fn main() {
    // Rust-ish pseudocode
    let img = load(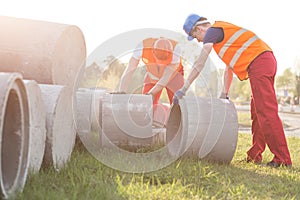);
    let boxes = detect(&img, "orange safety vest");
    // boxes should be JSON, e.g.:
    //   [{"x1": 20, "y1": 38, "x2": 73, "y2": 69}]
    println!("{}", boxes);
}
[
  {"x1": 212, "y1": 21, "x2": 272, "y2": 80},
  {"x1": 142, "y1": 38, "x2": 184, "y2": 83}
]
